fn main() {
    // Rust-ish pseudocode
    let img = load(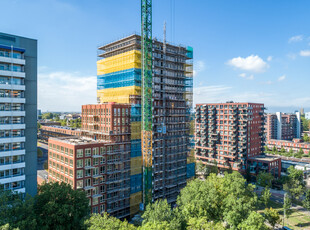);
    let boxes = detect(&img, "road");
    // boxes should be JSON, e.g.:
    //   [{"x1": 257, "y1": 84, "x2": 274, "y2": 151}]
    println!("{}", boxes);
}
[{"x1": 37, "y1": 141, "x2": 48, "y2": 170}]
